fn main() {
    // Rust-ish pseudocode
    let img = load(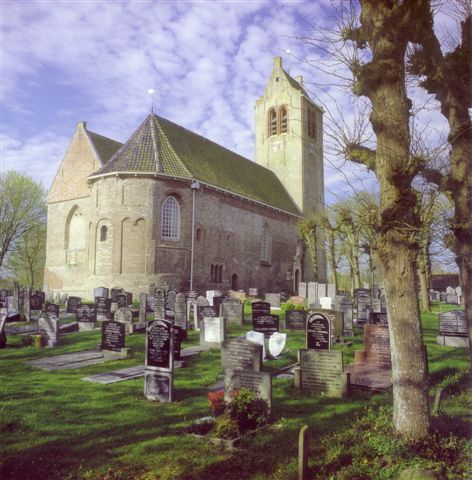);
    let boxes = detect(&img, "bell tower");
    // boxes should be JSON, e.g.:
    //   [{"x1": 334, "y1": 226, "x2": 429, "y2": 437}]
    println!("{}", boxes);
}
[{"x1": 255, "y1": 56, "x2": 326, "y2": 281}]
